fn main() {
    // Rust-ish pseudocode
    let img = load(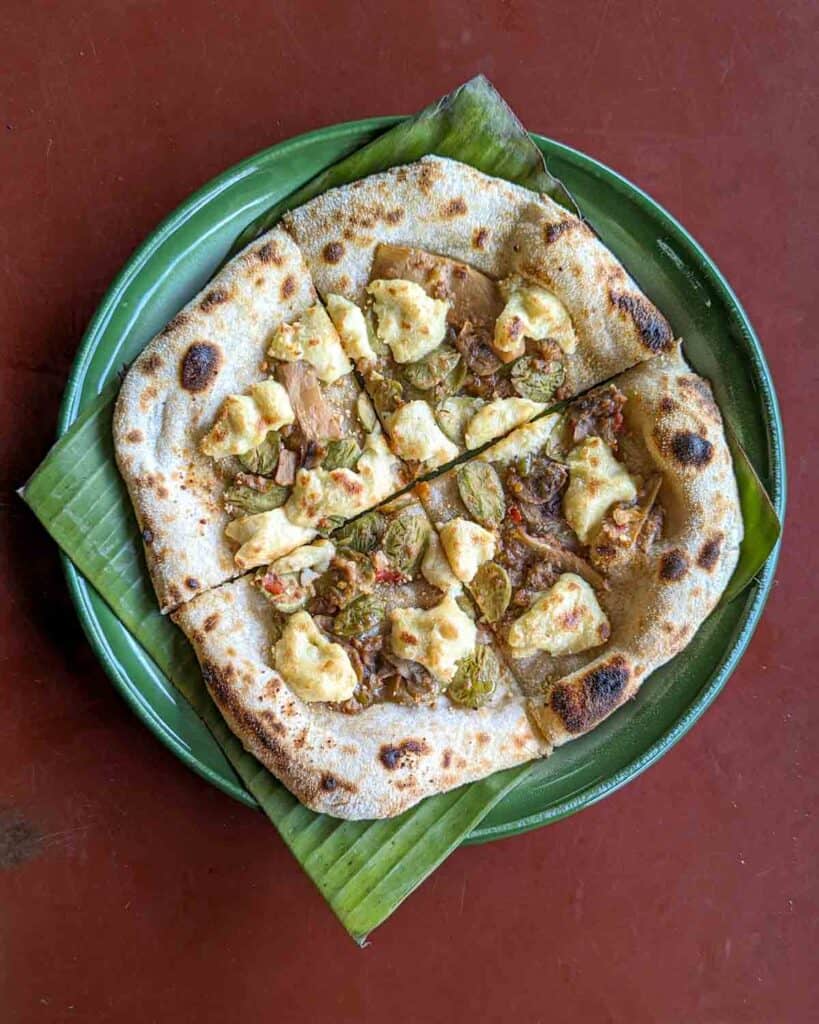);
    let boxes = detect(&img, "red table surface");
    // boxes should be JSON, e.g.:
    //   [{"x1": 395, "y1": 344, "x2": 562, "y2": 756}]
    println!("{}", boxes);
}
[{"x1": 2, "y1": 2, "x2": 815, "y2": 1021}]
